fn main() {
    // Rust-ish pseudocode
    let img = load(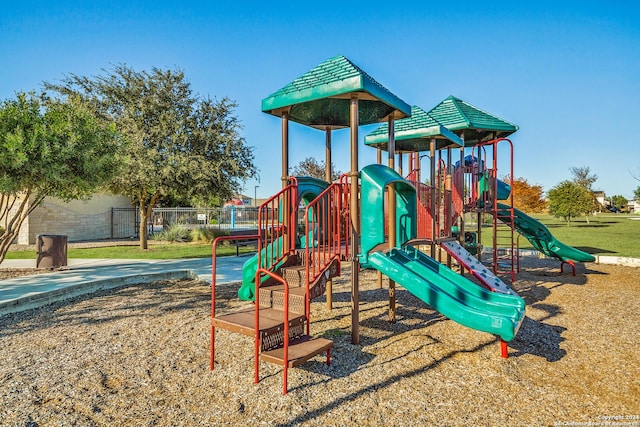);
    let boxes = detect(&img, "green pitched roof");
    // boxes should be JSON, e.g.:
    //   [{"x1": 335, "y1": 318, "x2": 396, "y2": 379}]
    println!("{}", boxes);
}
[
  {"x1": 364, "y1": 105, "x2": 463, "y2": 152},
  {"x1": 262, "y1": 55, "x2": 411, "y2": 129},
  {"x1": 427, "y1": 96, "x2": 518, "y2": 146}
]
